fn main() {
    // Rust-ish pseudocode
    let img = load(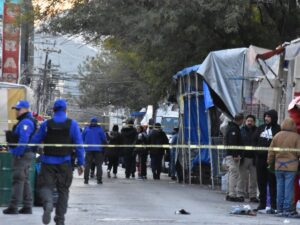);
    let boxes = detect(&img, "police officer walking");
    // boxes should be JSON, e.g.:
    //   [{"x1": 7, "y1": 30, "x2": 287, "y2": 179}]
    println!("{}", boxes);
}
[
  {"x1": 31, "y1": 99, "x2": 84, "y2": 225},
  {"x1": 82, "y1": 117, "x2": 107, "y2": 184},
  {"x1": 3, "y1": 100, "x2": 36, "y2": 215}
]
